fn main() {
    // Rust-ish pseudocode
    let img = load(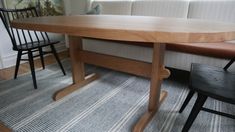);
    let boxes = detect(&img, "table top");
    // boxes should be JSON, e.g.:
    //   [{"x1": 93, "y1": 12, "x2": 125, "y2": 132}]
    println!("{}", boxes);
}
[{"x1": 11, "y1": 15, "x2": 235, "y2": 43}]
